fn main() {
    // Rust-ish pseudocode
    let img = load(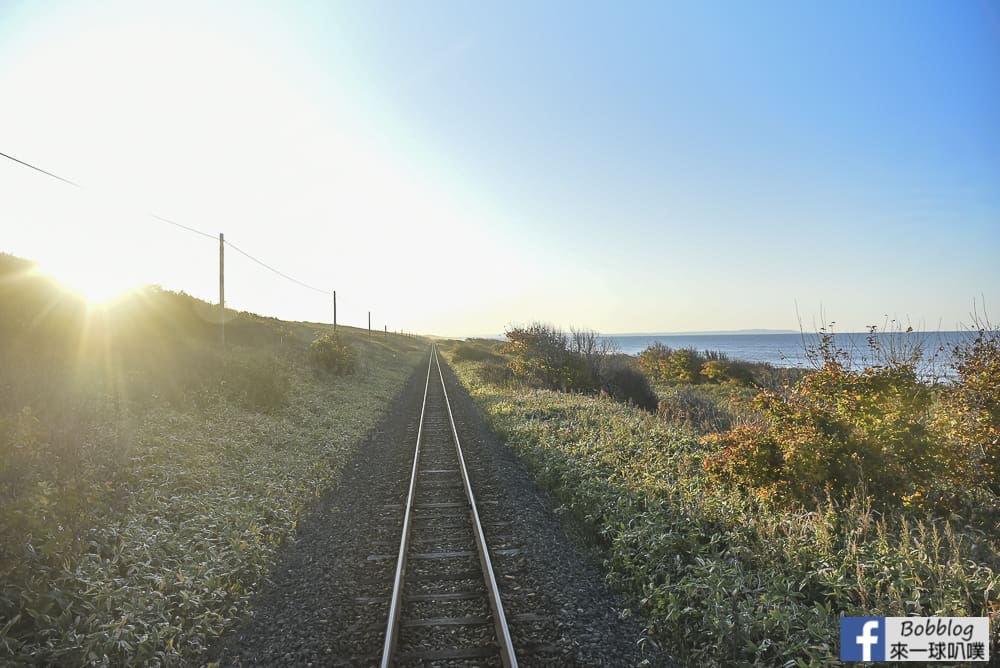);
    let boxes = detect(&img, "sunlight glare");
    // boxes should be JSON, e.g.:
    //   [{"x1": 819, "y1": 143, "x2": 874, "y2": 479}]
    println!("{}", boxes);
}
[{"x1": 39, "y1": 262, "x2": 139, "y2": 305}]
